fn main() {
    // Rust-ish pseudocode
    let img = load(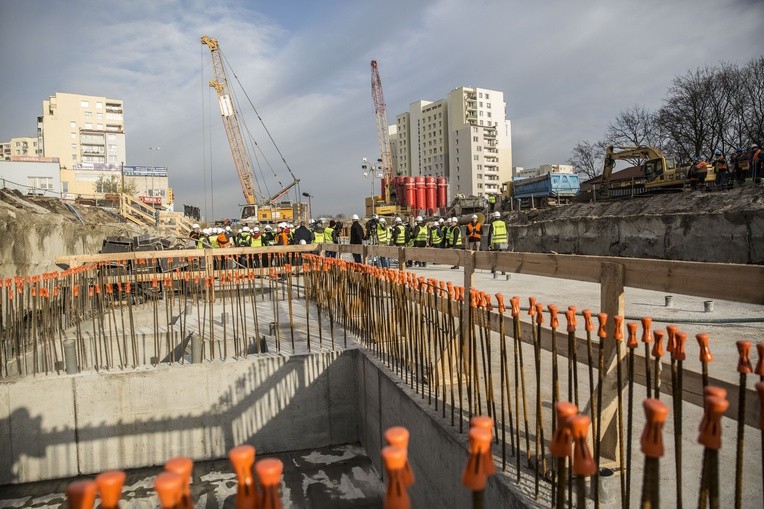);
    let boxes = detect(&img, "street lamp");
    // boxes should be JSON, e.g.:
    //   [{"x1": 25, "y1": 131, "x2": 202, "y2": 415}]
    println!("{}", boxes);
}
[
  {"x1": 361, "y1": 157, "x2": 383, "y2": 216},
  {"x1": 302, "y1": 192, "x2": 313, "y2": 221},
  {"x1": 148, "y1": 146, "x2": 160, "y2": 207}
]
